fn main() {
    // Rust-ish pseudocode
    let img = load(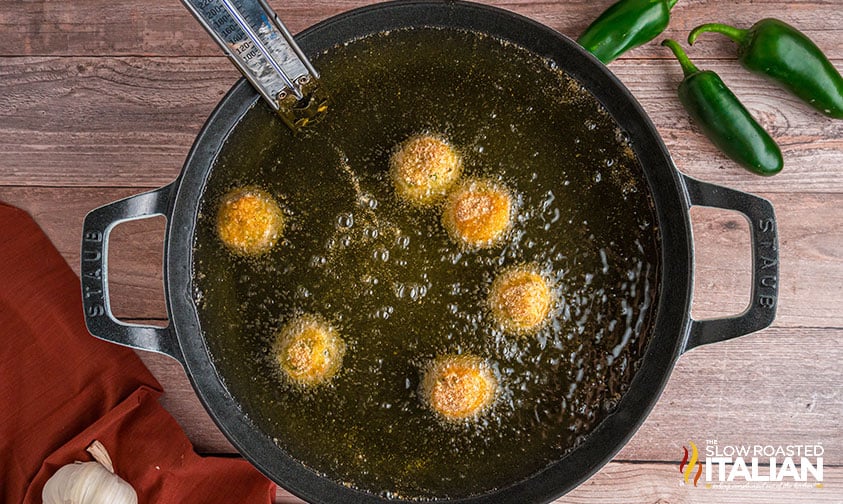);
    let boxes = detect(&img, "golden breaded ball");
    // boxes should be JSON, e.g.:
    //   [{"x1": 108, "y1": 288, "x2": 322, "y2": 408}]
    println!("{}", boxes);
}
[
  {"x1": 422, "y1": 354, "x2": 497, "y2": 421},
  {"x1": 390, "y1": 134, "x2": 462, "y2": 206},
  {"x1": 216, "y1": 187, "x2": 285, "y2": 256},
  {"x1": 488, "y1": 265, "x2": 553, "y2": 335},
  {"x1": 442, "y1": 178, "x2": 513, "y2": 248},
  {"x1": 274, "y1": 315, "x2": 345, "y2": 386}
]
